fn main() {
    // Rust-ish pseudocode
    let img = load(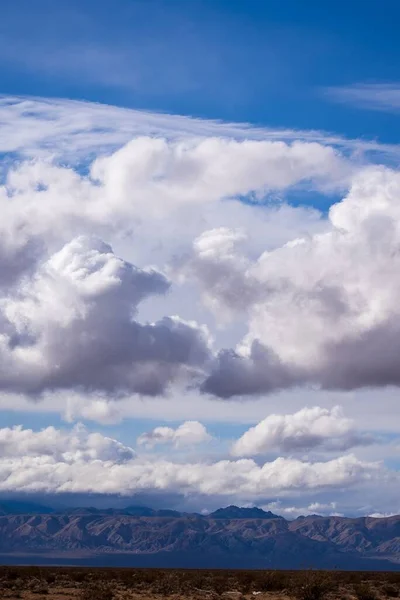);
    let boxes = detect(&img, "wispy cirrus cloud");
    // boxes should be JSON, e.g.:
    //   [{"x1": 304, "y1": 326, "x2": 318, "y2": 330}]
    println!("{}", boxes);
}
[
  {"x1": 324, "y1": 83, "x2": 400, "y2": 113},
  {"x1": 1, "y1": 95, "x2": 400, "y2": 163}
]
